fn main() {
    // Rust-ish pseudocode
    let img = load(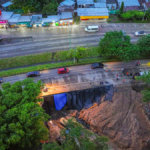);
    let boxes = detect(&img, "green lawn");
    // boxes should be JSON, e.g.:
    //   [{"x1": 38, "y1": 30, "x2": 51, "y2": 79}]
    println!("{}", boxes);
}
[{"x1": 0, "y1": 52, "x2": 52, "y2": 70}]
